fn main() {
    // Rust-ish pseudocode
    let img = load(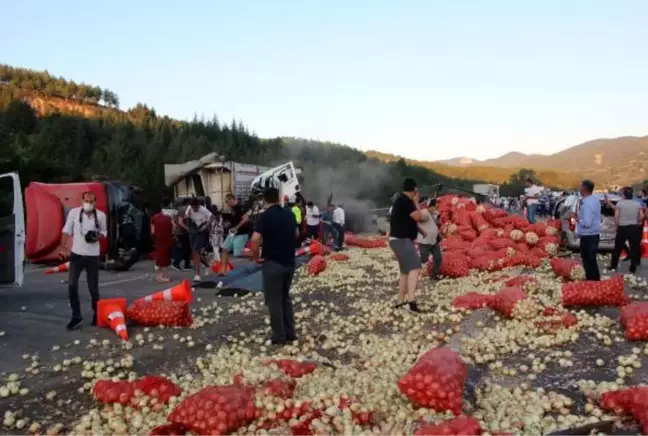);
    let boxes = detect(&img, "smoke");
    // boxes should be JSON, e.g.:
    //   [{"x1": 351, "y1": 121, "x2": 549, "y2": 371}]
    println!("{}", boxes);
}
[{"x1": 270, "y1": 140, "x2": 392, "y2": 232}]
